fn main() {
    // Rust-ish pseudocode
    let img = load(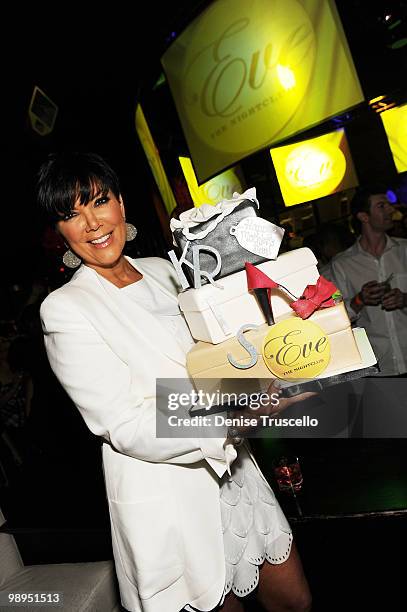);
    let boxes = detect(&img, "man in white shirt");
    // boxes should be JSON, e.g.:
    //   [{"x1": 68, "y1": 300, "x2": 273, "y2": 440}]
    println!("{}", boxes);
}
[{"x1": 329, "y1": 185, "x2": 407, "y2": 376}]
